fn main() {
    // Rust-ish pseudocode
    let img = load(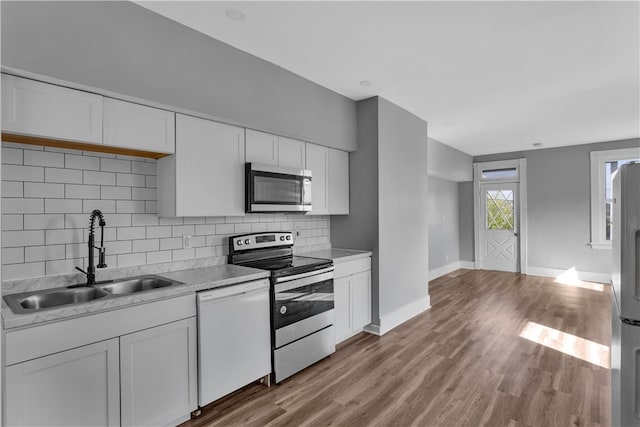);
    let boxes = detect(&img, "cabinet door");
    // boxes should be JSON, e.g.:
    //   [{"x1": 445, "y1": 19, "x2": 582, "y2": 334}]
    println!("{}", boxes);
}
[
  {"x1": 305, "y1": 143, "x2": 329, "y2": 215},
  {"x1": 103, "y1": 98, "x2": 175, "y2": 154},
  {"x1": 352, "y1": 270, "x2": 372, "y2": 331},
  {"x1": 246, "y1": 129, "x2": 278, "y2": 166},
  {"x1": 120, "y1": 317, "x2": 197, "y2": 427},
  {"x1": 173, "y1": 114, "x2": 245, "y2": 216},
  {"x1": 5, "y1": 338, "x2": 120, "y2": 427},
  {"x1": 278, "y1": 136, "x2": 306, "y2": 169},
  {"x1": 334, "y1": 276, "x2": 352, "y2": 344},
  {"x1": 2, "y1": 73, "x2": 103, "y2": 143},
  {"x1": 328, "y1": 148, "x2": 350, "y2": 214}
]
